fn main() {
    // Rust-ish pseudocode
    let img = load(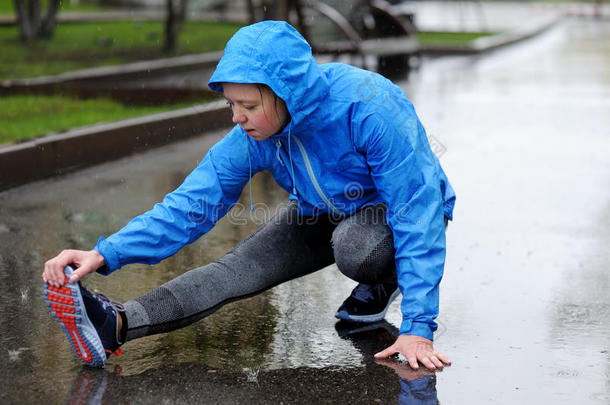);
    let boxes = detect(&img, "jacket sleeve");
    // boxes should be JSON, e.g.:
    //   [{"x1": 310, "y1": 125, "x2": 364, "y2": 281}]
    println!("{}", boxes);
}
[
  {"x1": 94, "y1": 127, "x2": 253, "y2": 274},
  {"x1": 360, "y1": 105, "x2": 447, "y2": 341}
]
